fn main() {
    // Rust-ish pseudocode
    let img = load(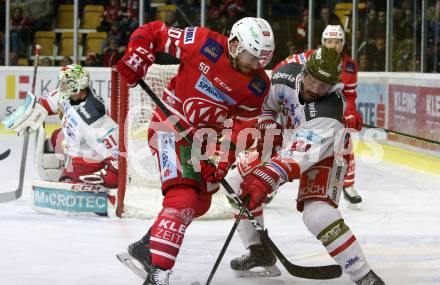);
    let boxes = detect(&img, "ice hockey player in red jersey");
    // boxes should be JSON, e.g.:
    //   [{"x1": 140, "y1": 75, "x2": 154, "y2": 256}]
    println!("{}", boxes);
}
[
  {"x1": 3, "y1": 64, "x2": 118, "y2": 189},
  {"x1": 274, "y1": 25, "x2": 364, "y2": 206},
  {"x1": 116, "y1": 17, "x2": 274, "y2": 284},
  {"x1": 229, "y1": 46, "x2": 384, "y2": 284}
]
